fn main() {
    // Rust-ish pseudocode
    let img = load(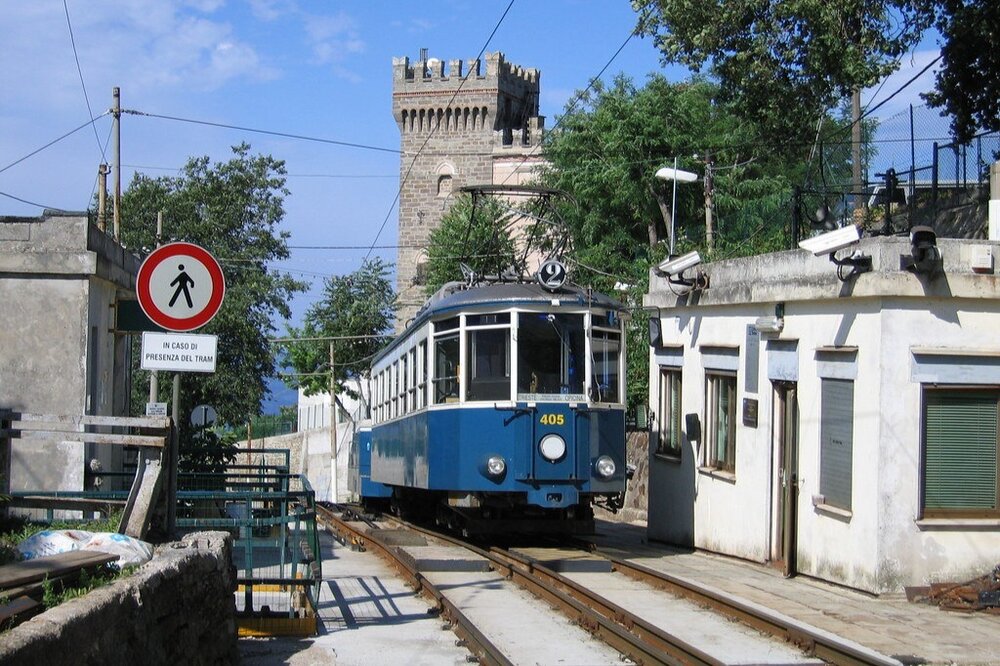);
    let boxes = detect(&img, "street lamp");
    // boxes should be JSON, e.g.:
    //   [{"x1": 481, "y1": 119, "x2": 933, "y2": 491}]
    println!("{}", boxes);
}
[{"x1": 655, "y1": 159, "x2": 699, "y2": 256}]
